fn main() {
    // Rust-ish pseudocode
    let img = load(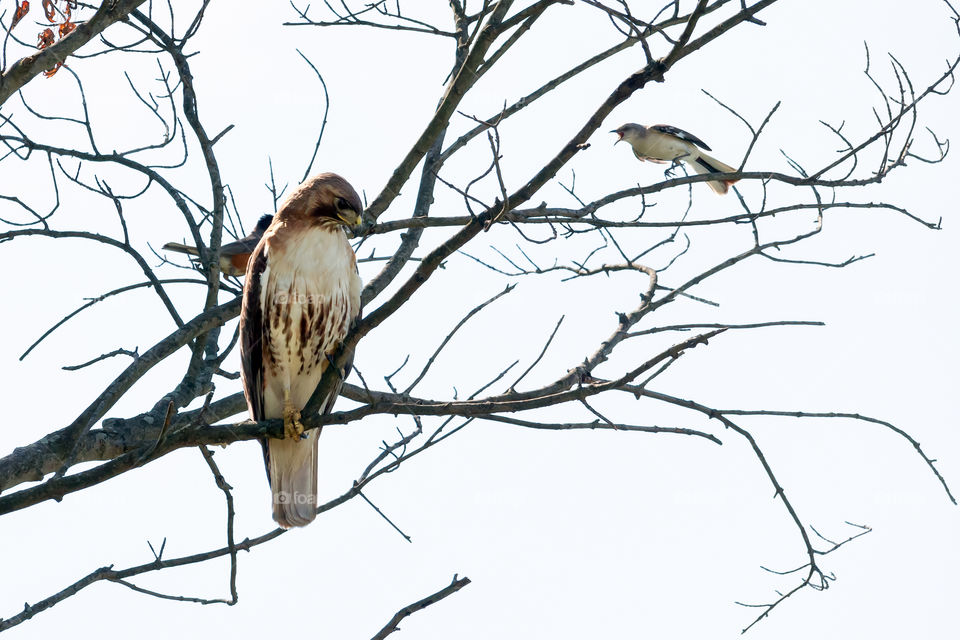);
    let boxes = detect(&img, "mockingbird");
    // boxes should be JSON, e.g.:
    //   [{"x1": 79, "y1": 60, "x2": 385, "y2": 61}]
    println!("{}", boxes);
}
[{"x1": 612, "y1": 123, "x2": 739, "y2": 195}]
